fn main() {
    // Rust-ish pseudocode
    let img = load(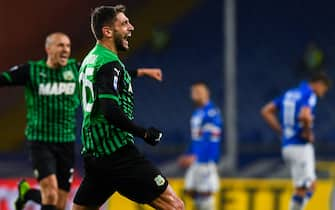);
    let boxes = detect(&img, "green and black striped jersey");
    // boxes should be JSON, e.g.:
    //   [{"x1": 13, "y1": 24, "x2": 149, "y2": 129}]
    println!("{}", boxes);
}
[
  {"x1": 79, "y1": 44, "x2": 135, "y2": 157},
  {"x1": 0, "y1": 59, "x2": 80, "y2": 143}
]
